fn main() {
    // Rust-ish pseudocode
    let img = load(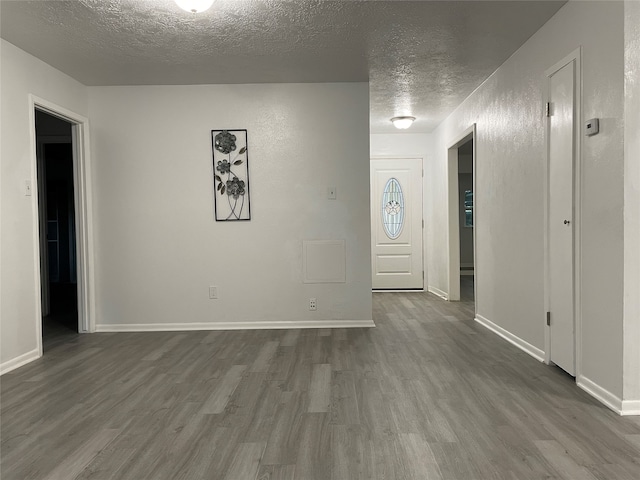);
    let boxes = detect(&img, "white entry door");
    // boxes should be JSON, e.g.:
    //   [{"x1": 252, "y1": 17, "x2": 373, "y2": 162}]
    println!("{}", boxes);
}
[
  {"x1": 548, "y1": 60, "x2": 576, "y2": 375},
  {"x1": 370, "y1": 158, "x2": 423, "y2": 289}
]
